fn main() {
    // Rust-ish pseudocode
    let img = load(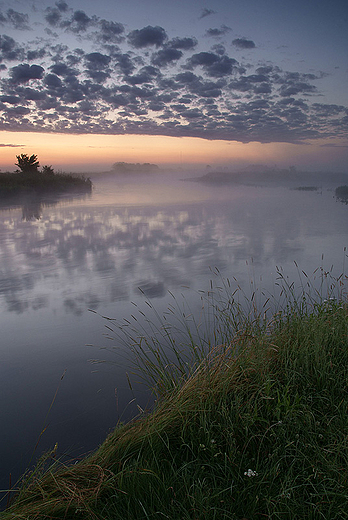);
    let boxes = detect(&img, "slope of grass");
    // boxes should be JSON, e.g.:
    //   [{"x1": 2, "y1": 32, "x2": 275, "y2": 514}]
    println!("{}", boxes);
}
[{"x1": 2, "y1": 271, "x2": 348, "y2": 519}]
